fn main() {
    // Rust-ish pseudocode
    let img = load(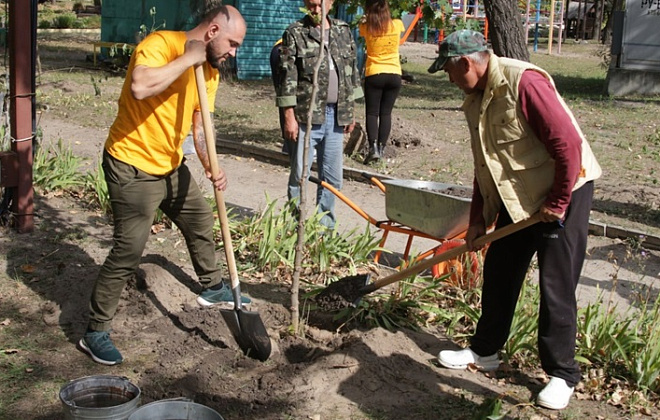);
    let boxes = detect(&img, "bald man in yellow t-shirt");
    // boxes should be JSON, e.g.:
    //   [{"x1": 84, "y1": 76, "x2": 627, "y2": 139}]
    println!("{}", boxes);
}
[{"x1": 79, "y1": 5, "x2": 250, "y2": 366}]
